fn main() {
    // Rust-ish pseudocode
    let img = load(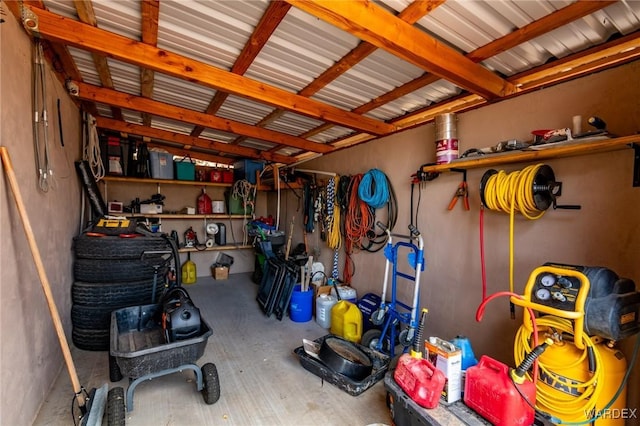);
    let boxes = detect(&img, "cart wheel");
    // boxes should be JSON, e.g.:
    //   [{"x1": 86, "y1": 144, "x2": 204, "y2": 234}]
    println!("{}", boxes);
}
[
  {"x1": 361, "y1": 329, "x2": 382, "y2": 350},
  {"x1": 109, "y1": 354, "x2": 123, "y2": 382},
  {"x1": 398, "y1": 328, "x2": 413, "y2": 347},
  {"x1": 106, "y1": 386, "x2": 126, "y2": 426},
  {"x1": 371, "y1": 309, "x2": 385, "y2": 326},
  {"x1": 201, "y1": 363, "x2": 220, "y2": 405}
]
